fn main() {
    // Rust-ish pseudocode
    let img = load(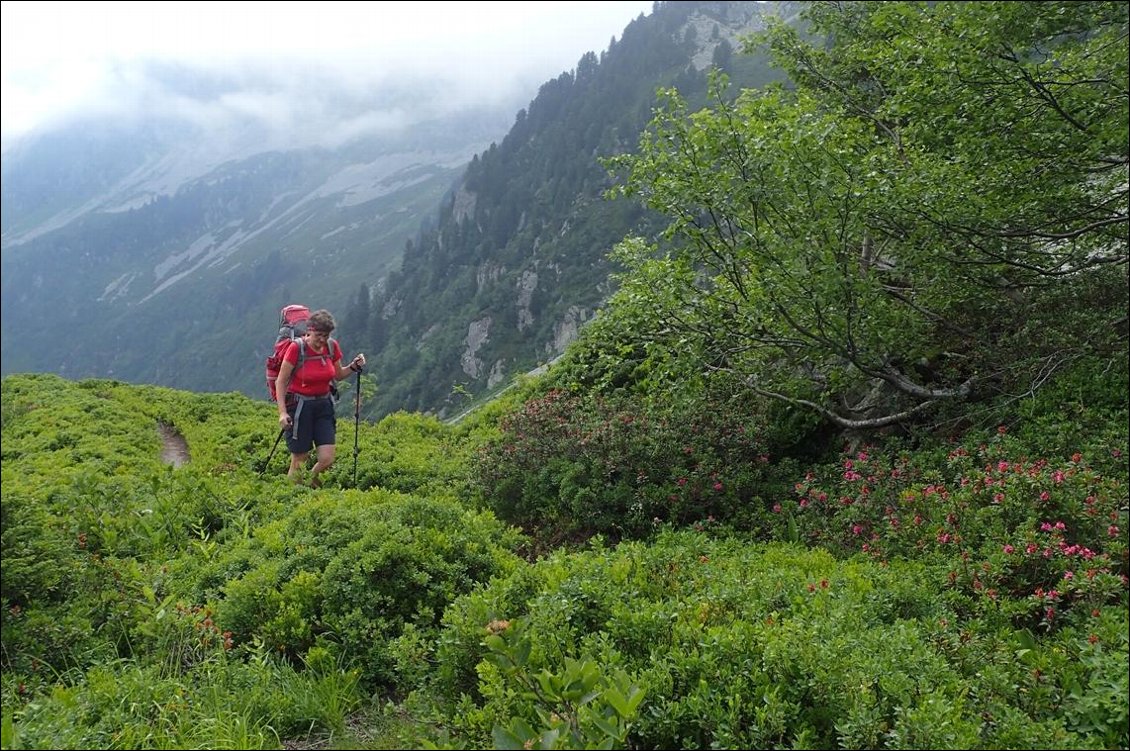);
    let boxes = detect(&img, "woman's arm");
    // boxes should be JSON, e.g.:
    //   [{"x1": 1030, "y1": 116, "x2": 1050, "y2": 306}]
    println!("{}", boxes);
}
[
  {"x1": 276, "y1": 359, "x2": 295, "y2": 428},
  {"x1": 334, "y1": 344, "x2": 366, "y2": 380}
]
